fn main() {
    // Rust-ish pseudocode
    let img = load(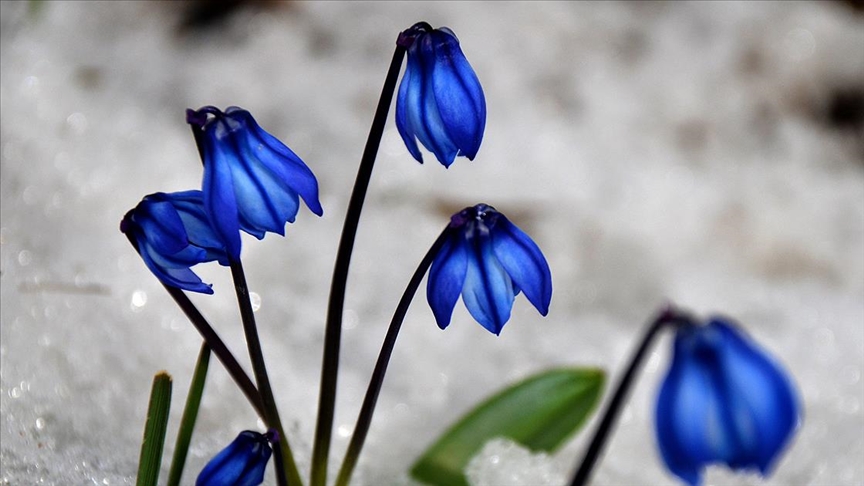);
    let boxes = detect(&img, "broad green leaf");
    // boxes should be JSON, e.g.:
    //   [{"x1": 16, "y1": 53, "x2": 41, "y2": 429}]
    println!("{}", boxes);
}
[
  {"x1": 137, "y1": 371, "x2": 173, "y2": 486},
  {"x1": 410, "y1": 367, "x2": 604, "y2": 486}
]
